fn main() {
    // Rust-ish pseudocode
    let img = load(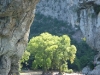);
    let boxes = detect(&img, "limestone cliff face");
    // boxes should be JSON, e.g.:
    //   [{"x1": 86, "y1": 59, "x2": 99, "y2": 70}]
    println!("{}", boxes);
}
[
  {"x1": 36, "y1": 0, "x2": 79, "y2": 27},
  {"x1": 36, "y1": 0, "x2": 100, "y2": 75},
  {"x1": 36, "y1": 0, "x2": 100, "y2": 51},
  {"x1": 0, "y1": 0, "x2": 39, "y2": 75}
]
